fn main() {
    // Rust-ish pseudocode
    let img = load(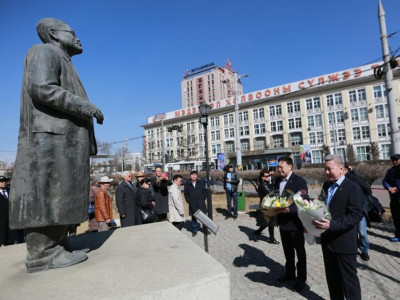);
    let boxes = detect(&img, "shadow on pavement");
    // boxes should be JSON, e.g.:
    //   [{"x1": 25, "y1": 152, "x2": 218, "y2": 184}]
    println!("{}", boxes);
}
[
  {"x1": 357, "y1": 260, "x2": 400, "y2": 284},
  {"x1": 369, "y1": 242, "x2": 400, "y2": 258},
  {"x1": 370, "y1": 223, "x2": 395, "y2": 234},
  {"x1": 238, "y1": 225, "x2": 270, "y2": 242},
  {"x1": 367, "y1": 230, "x2": 391, "y2": 240},
  {"x1": 234, "y1": 243, "x2": 324, "y2": 299},
  {"x1": 216, "y1": 207, "x2": 229, "y2": 216}
]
